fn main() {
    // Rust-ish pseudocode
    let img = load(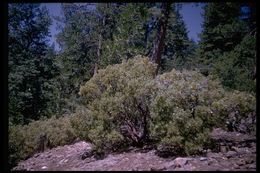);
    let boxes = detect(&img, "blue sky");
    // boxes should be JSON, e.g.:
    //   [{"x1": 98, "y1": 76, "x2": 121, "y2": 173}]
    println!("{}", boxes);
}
[
  {"x1": 180, "y1": 3, "x2": 205, "y2": 41},
  {"x1": 42, "y1": 3, "x2": 205, "y2": 50}
]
